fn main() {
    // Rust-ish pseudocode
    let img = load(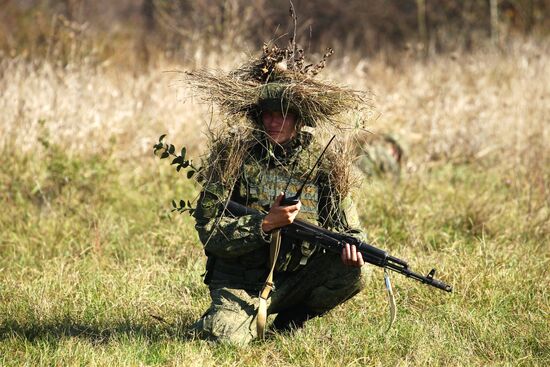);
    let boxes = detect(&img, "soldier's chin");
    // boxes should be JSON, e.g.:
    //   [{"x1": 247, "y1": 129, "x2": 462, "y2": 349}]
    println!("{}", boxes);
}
[
  {"x1": 267, "y1": 132, "x2": 282, "y2": 141},
  {"x1": 268, "y1": 130, "x2": 297, "y2": 144}
]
